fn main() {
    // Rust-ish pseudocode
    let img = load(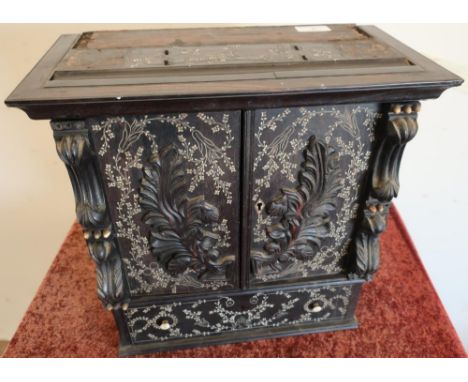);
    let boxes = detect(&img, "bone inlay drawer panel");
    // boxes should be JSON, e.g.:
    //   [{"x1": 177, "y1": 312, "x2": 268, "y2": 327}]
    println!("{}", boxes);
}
[{"x1": 125, "y1": 284, "x2": 358, "y2": 345}]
